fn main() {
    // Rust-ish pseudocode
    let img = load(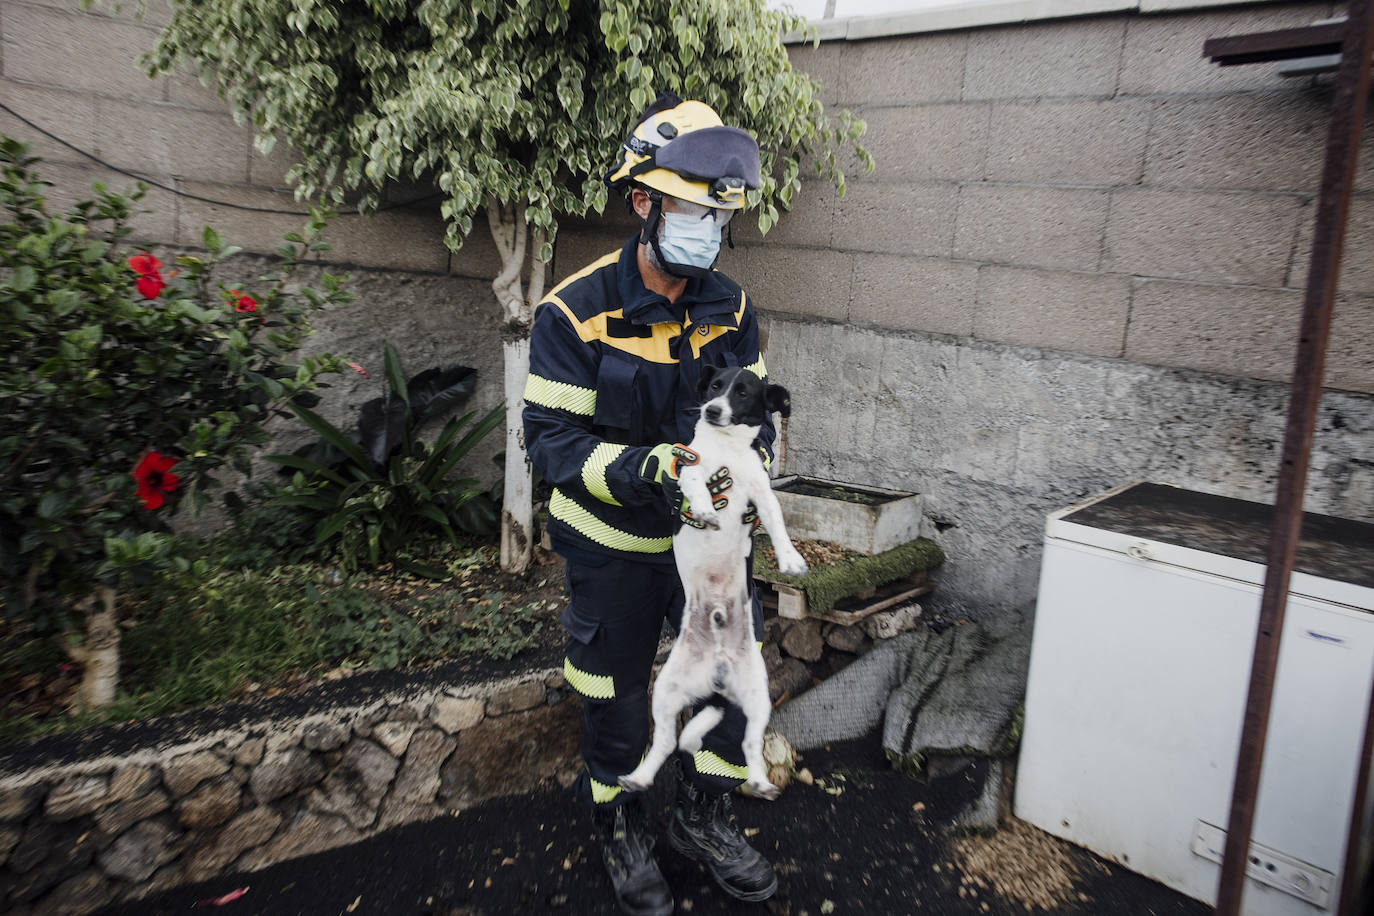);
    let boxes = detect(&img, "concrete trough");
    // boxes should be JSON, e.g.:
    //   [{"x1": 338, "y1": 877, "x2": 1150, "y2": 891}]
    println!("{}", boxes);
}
[{"x1": 771, "y1": 476, "x2": 923, "y2": 556}]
